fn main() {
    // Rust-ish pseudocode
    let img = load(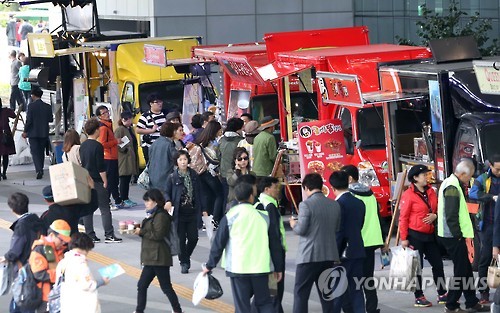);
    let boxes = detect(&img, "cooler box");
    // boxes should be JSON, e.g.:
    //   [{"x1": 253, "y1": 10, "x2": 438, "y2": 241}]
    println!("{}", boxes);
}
[{"x1": 49, "y1": 162, "x2": 91, "y2": 205}]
